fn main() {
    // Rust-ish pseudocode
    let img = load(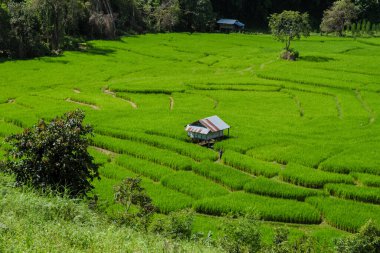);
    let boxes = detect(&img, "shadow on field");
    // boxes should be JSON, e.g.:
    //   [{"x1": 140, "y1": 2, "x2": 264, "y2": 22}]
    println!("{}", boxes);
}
[
  {"x1": 83, "y1": 45, "x2": 116, "y2": 56},
  {"x1": 299, "y1": 56, "x2": 335, "y2": 62}
]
